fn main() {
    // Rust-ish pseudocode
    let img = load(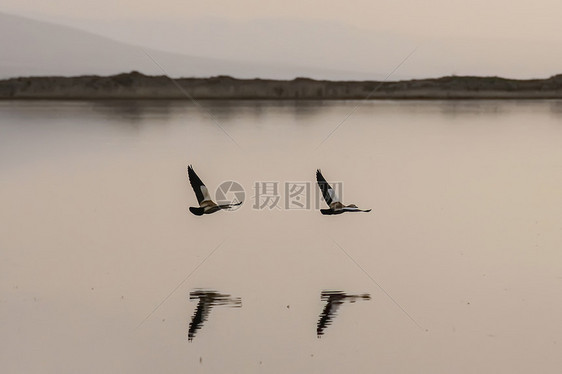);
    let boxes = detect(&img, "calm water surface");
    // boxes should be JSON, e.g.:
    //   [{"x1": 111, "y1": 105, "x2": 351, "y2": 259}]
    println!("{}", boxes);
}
[{"x1": 1, "y1": 100, "x2": 562, "y2": 373}]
